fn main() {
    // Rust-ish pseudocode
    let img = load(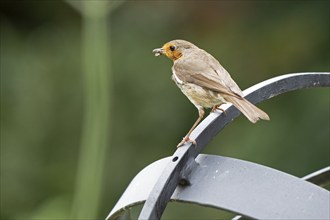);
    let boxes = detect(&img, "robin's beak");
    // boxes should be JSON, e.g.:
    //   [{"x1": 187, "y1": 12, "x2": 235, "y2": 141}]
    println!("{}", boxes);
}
[{"x1": 152, "y1": 47, "x2": 165, "y2": 57}]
